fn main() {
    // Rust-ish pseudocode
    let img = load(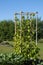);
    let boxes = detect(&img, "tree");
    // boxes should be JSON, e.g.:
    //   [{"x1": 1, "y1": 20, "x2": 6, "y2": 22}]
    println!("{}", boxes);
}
[
  {"x1": 0, "y1": 20, "x2": 14, "y2": 42},
  {"x1": 38, "y1": 21, "x2": 43, "y2": 39}
]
